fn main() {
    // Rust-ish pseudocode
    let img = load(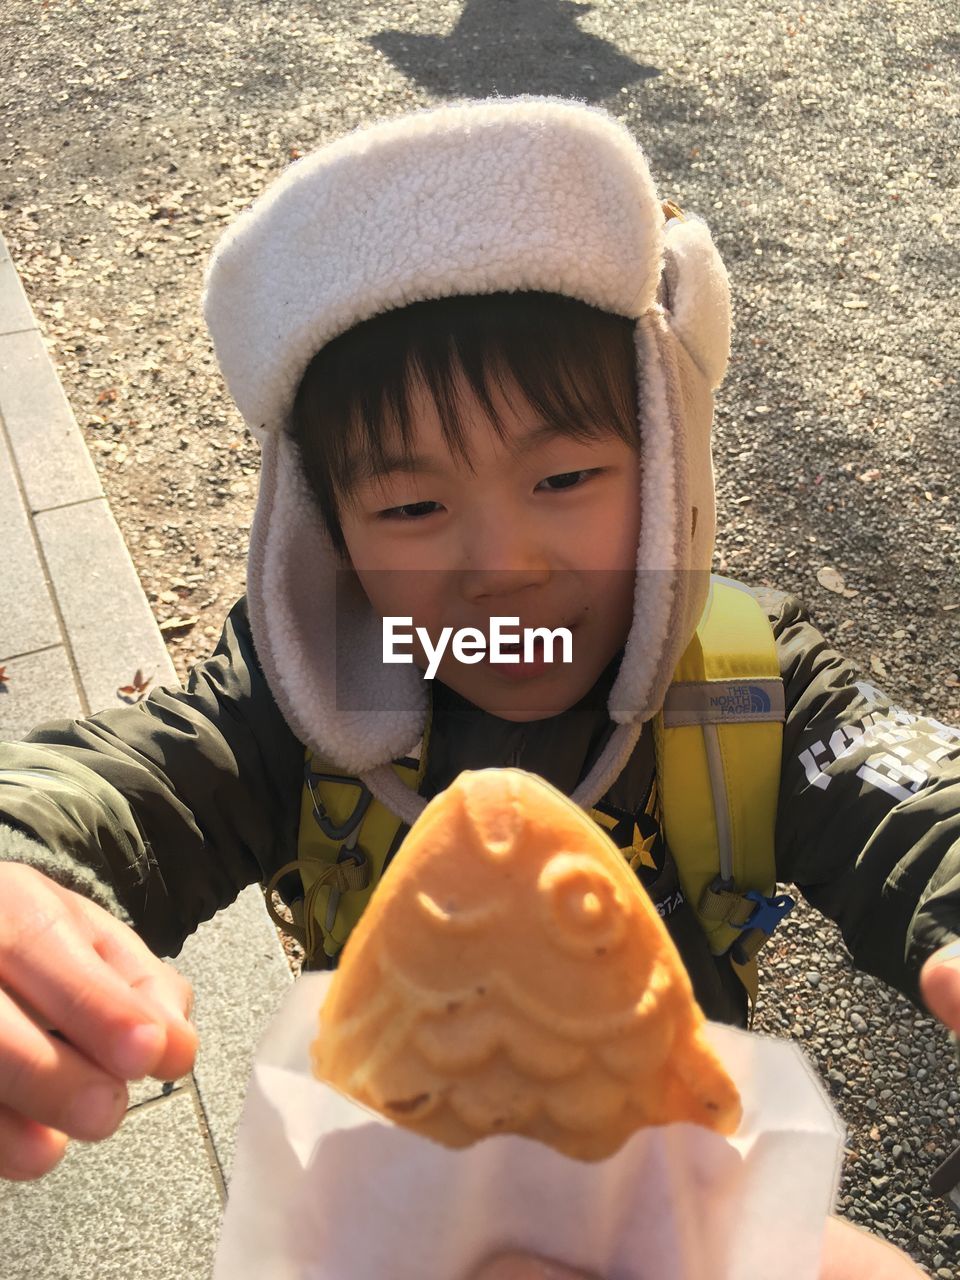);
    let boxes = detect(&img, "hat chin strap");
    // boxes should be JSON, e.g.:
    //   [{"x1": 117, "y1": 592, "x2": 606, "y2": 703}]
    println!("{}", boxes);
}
[{"x1": 359, "y1": 719, "x2": 645, "y2": 825}]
